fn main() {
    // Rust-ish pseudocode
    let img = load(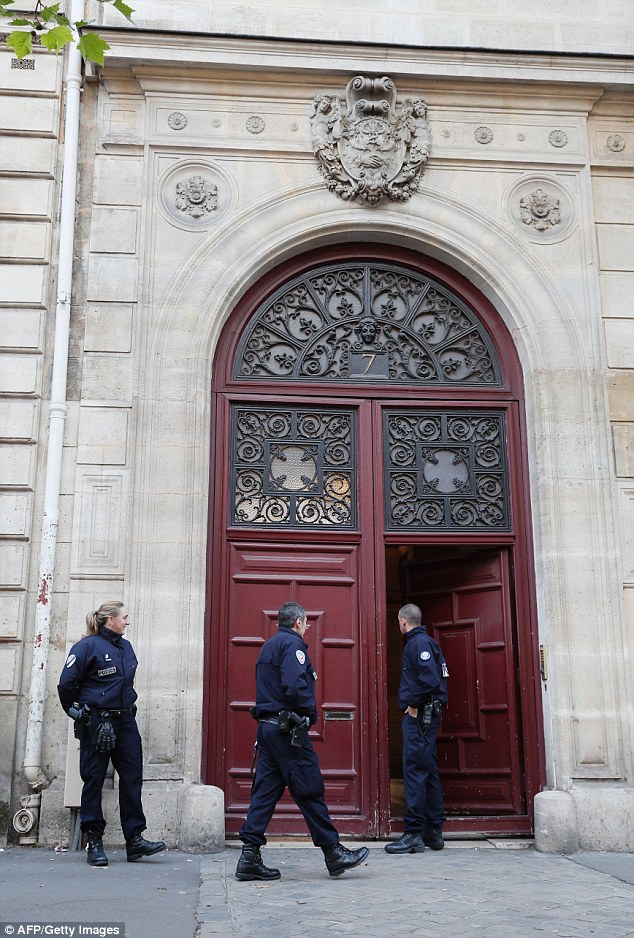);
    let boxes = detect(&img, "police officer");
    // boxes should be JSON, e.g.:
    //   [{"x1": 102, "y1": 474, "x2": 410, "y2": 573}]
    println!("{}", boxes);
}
[
  {"x1": 57, "y1": 601, "x2": 166, "y2": 867},
  {"x1": 236, "y1": 601, "x2": 369, "y2": 880},
  {"x1": 385, "y1": 603, "x2": 448, "y2": 855}
]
